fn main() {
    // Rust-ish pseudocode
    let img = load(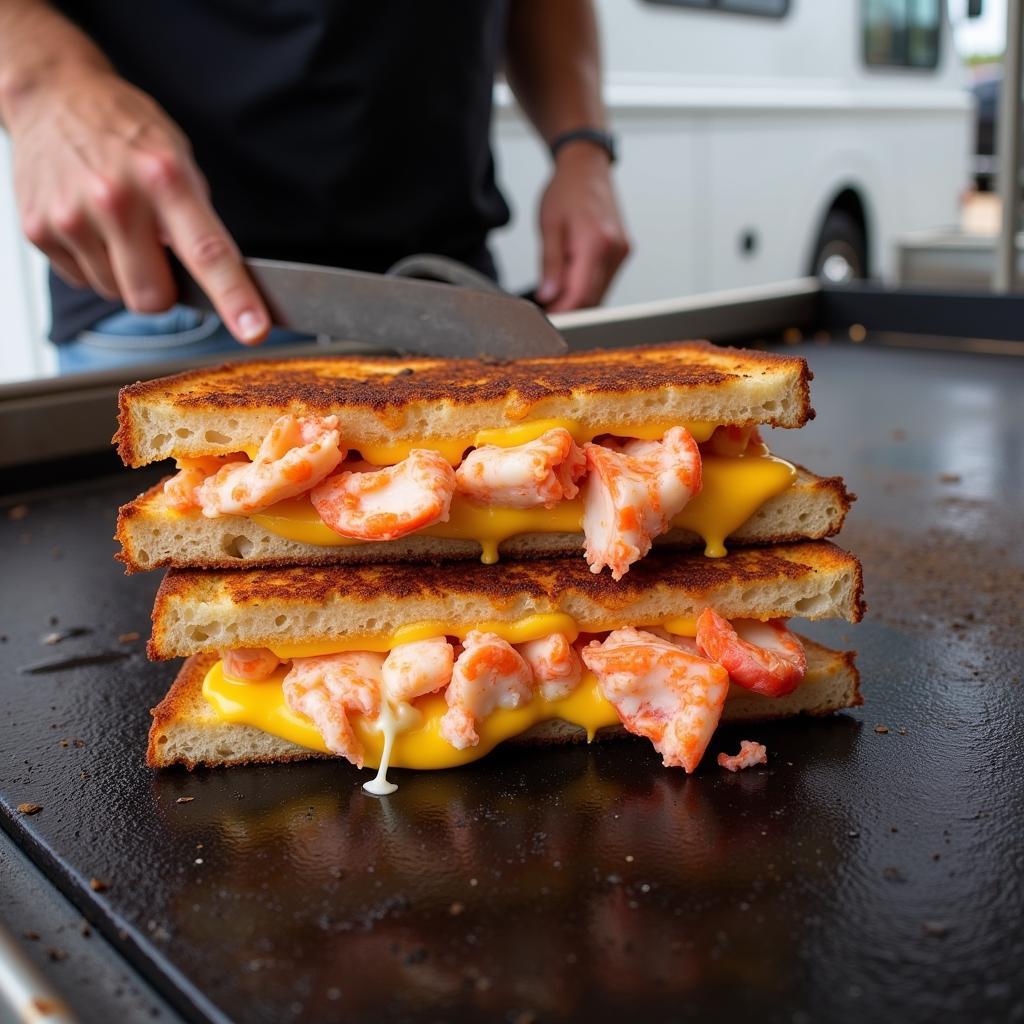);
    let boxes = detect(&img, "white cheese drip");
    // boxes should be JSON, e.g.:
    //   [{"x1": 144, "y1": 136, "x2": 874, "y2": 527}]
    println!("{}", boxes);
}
[{"x1": 362, "y1": 700, "x2": 420, "y2": 796}]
